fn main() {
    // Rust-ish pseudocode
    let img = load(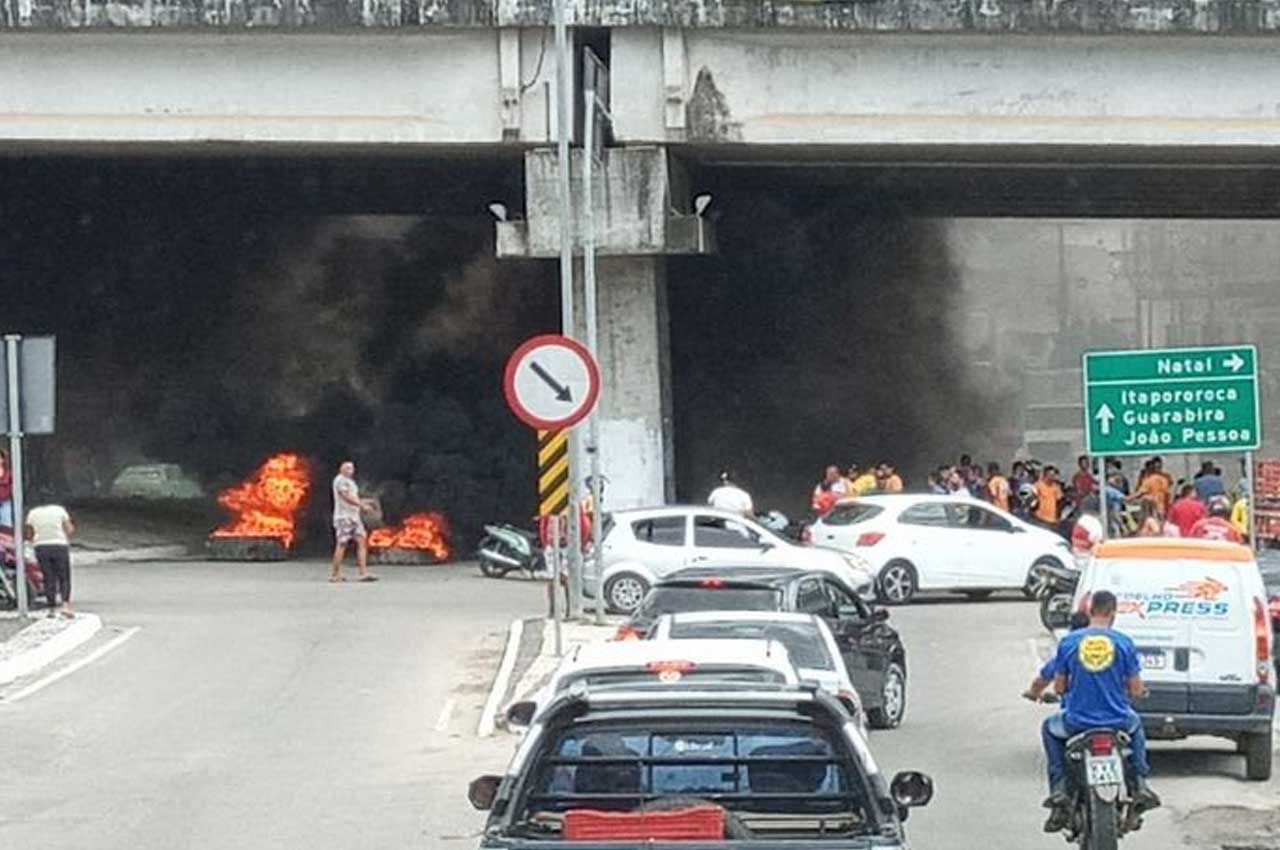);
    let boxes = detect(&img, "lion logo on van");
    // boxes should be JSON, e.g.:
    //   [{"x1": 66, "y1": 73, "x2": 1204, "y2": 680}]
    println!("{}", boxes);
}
[{"x1": 1168, "y1": 578, "x2": 1228, "y2": 601}]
